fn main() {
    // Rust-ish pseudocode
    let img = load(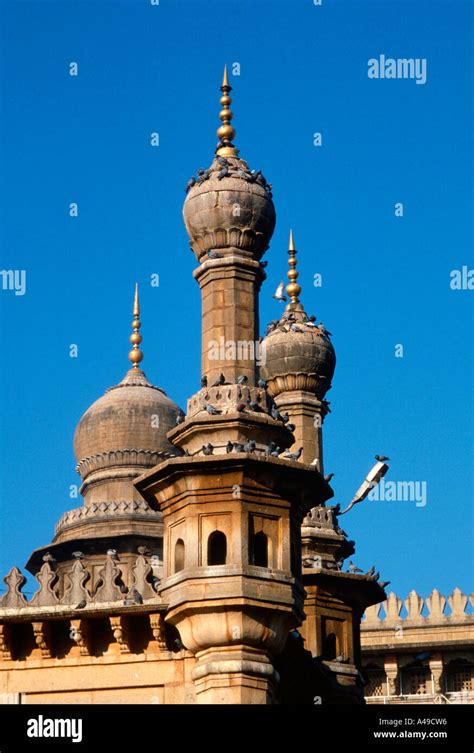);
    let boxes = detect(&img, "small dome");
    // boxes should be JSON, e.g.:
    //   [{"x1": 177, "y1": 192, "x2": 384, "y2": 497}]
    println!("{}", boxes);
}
[
  {"x1": 74, "y1": 368, "x2": 182, "y2": 476},
  {"x1": 260, "y1": 231, "x2": 336, "y2": 399},
  {"x1": 260, "y1": 316, "x2": 336, "y2": 399},
  {"x1": 183, "y1": 156, "x2": 275, "y2": 261}
]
